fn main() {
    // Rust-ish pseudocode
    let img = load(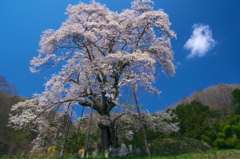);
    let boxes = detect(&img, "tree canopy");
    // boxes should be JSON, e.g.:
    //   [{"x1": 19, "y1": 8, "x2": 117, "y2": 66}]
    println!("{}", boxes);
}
[{"x1": 9, "y1": 0, "x2": 176, "y2": 150}]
